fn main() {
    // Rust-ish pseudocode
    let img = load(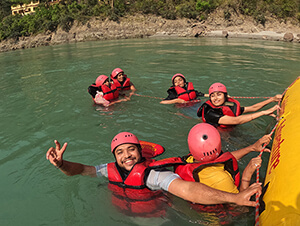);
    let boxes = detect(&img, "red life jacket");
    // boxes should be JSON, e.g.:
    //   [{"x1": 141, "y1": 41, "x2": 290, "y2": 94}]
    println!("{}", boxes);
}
[
  {"x1": 151, "y1": 153, "x2": 242, "y2": 222},
  {"x1": 198, "y1": 98, "x2": 242, "y2": 128},
  {"x1": 174, "y1": 152, "x2": 240, "y2": 187},
  {"x1": 100, "y1": 83, "x2": 119, "y2": 101},
  {"x1": 107, "y1": 141, "x2": 170, "y2": 217},
  {"x1": 171, "y1": 82, "x2": 197, "y2": 101},
  {"x1": 111, "y1": 77, "x2": 131, "y2": 91}
]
